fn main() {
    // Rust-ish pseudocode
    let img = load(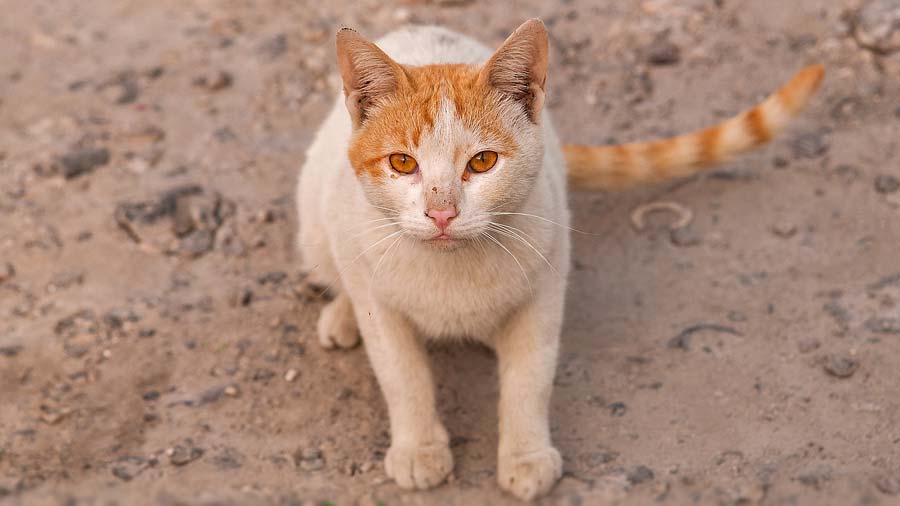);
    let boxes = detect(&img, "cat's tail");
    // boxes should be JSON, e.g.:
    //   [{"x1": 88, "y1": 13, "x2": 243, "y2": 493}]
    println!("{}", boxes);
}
[{"x1": 563, "y1": 65, "x2": 825, "y2": 191}]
